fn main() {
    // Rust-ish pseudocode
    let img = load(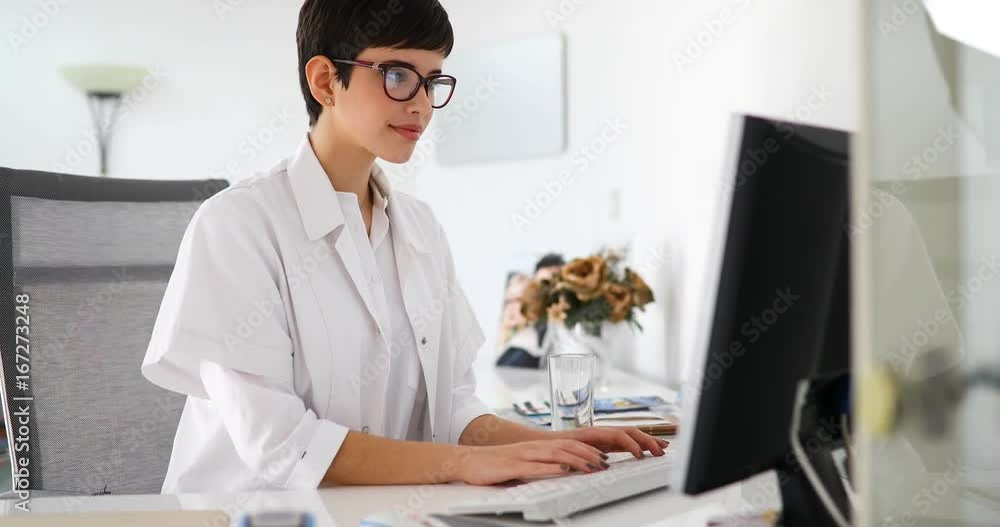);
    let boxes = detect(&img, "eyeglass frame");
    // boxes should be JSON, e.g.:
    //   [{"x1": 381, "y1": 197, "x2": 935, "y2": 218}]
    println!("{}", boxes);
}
[{"x1": 330, "y1": 58, "x2": 458, "y2": 108}]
